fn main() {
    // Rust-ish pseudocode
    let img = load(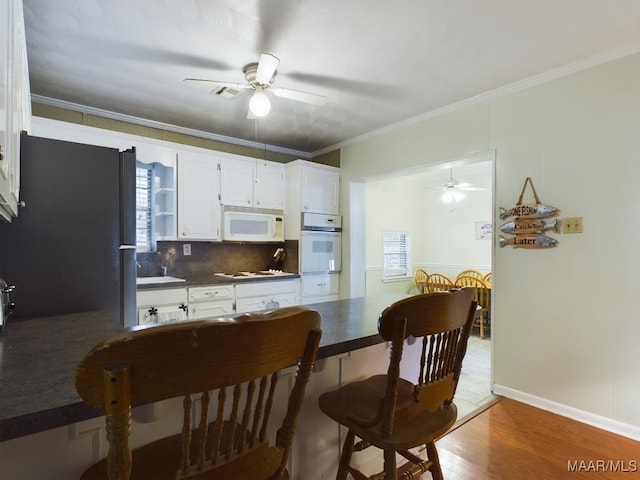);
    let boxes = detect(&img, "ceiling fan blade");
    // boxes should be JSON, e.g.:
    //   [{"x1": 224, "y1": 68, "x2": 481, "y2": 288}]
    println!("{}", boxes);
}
[
  {"x1": 271, "y1": 87, "x2": 327, "y2": 106},
  {"x1": 184, "y1": 78, "x2": 251, "y2": 90},
  {"x1": 255, "y1": 54, "x2": 279, "y2": 85}
]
